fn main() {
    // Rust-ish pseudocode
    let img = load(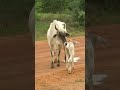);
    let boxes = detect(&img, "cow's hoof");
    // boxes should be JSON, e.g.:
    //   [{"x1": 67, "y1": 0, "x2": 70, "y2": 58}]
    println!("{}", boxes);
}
[
  {"x1": 54, "y1": 60, "x2": 57, "y2": 63},
  {"x1": 68, "y1": 71, "x2": 72, "y2": 74},
  {"x1": 57, "y1": 63, "x2": 60, "y2": 67},
  {"x1": 51, "y1": 62, "x2": 54, "y2": 68},
  {"x1": 51, "y1": 66, "x2": 54, "y2": 69},
  {"x1": 51, "y1": 64, "x2": 54, "y2": 69}
]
